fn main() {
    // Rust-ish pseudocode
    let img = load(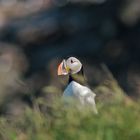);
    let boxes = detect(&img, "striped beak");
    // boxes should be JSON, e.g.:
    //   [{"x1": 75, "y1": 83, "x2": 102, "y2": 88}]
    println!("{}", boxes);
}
[{"x1": 57, "y1": 60, "x2": 69, "y2": 75}]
